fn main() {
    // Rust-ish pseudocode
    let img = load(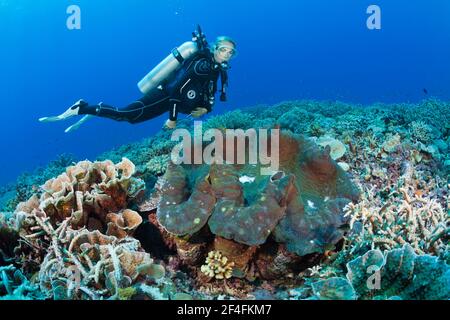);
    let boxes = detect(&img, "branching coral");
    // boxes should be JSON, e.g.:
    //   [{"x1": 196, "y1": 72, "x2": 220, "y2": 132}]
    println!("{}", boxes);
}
[
  {"x1": 0, "y1": 265, "x2": 44, "y2": 300},
  {"x1": 409, "y1": 120, "x2": 437, "y2": 143},
  {"x1": 203, "y1": 110, "x2": 255, "y2": 130},
  {"x1": 278, "y1": 107, "x2": 316, "y2": 134},
  {"x1": 344, "y1": 177, "x2": 448, "y2": 256},
  {"x1": 201, "y1": 251, "x2": 235, "y2": 280},
  {"x1": 37, "y1": 225, "x2": 164, "y2": 300},
  {"x1": 146, "y1": 154, "x2": 171, "y2": 176},
  {"x1": 2, "y1": 208, "x2": 163, "y2": 300}
]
